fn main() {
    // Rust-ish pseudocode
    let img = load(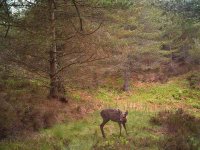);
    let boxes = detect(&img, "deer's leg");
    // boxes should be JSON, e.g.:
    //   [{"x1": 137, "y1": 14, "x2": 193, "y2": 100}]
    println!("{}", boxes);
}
[
  {"x1": 100, "y1": 119, "x2": 109, "y2": 138},
  {"x1": 118, "y1": 123, "x2": 122, "y2": 136},
  {"x1": 122, "y1": 123, "x2": 128, "y2": 135}
]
